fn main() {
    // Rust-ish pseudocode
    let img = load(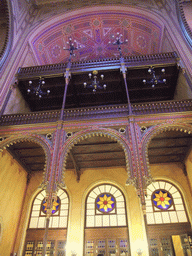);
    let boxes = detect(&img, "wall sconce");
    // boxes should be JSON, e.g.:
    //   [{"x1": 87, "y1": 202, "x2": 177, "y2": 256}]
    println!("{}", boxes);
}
[
  {"x1": 27, "y1": 77, "x2": 50, "y2": 99},
  {"x1": 143, "y1": 66, "x2": 166, "y2": 88},
  {"x1": 136, "y1": 248, "x2": 143, "y2": 255},
  {"x1": 83, "y1": 70, "x2": 106, "y2": 93}
]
